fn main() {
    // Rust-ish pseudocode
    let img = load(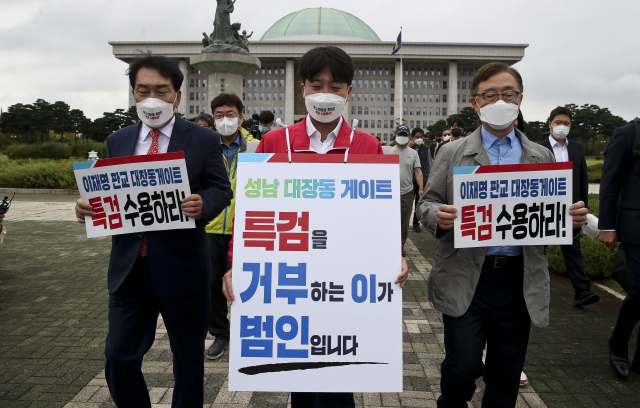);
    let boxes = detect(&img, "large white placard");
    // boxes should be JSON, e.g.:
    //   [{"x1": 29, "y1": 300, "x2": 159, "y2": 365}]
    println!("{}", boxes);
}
[
  {"x1": 229, "y1": 153, "x2": 403, "y2": 393},
  {"x1": 453, "y1": 162, "x2": 574, "y2": 248},
  {"x1": 72, "y1": 152, "x2": 194, "y2": 238}
]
